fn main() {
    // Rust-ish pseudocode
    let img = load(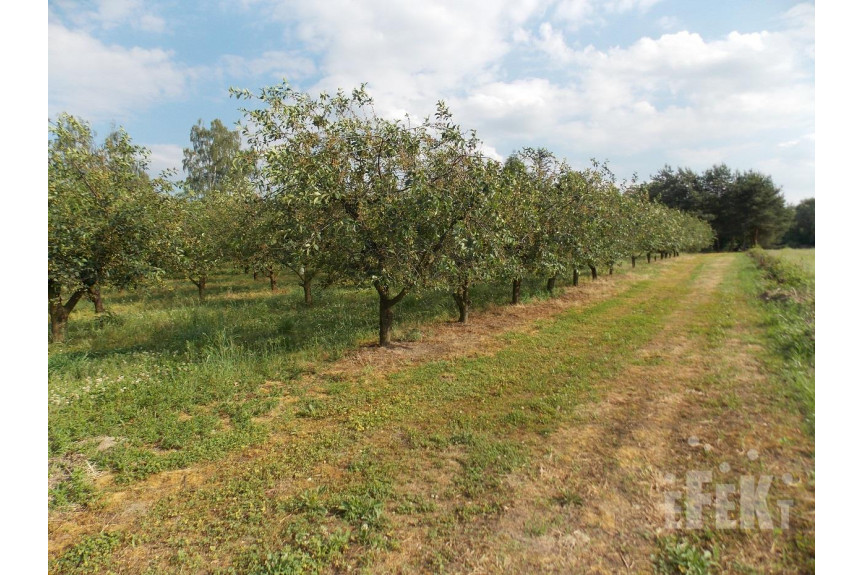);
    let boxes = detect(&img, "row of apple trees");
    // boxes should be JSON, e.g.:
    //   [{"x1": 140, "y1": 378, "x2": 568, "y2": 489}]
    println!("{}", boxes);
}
[{"x1": 48, "y1": 84, "x2": 713, "y2": 344}]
